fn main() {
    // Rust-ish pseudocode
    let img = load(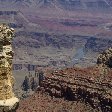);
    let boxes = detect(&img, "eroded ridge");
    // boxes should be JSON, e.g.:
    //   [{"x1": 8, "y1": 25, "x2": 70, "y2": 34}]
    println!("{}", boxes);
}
[{"x1": 41, "y1": 66, "x2": 112, "y2": 112}]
